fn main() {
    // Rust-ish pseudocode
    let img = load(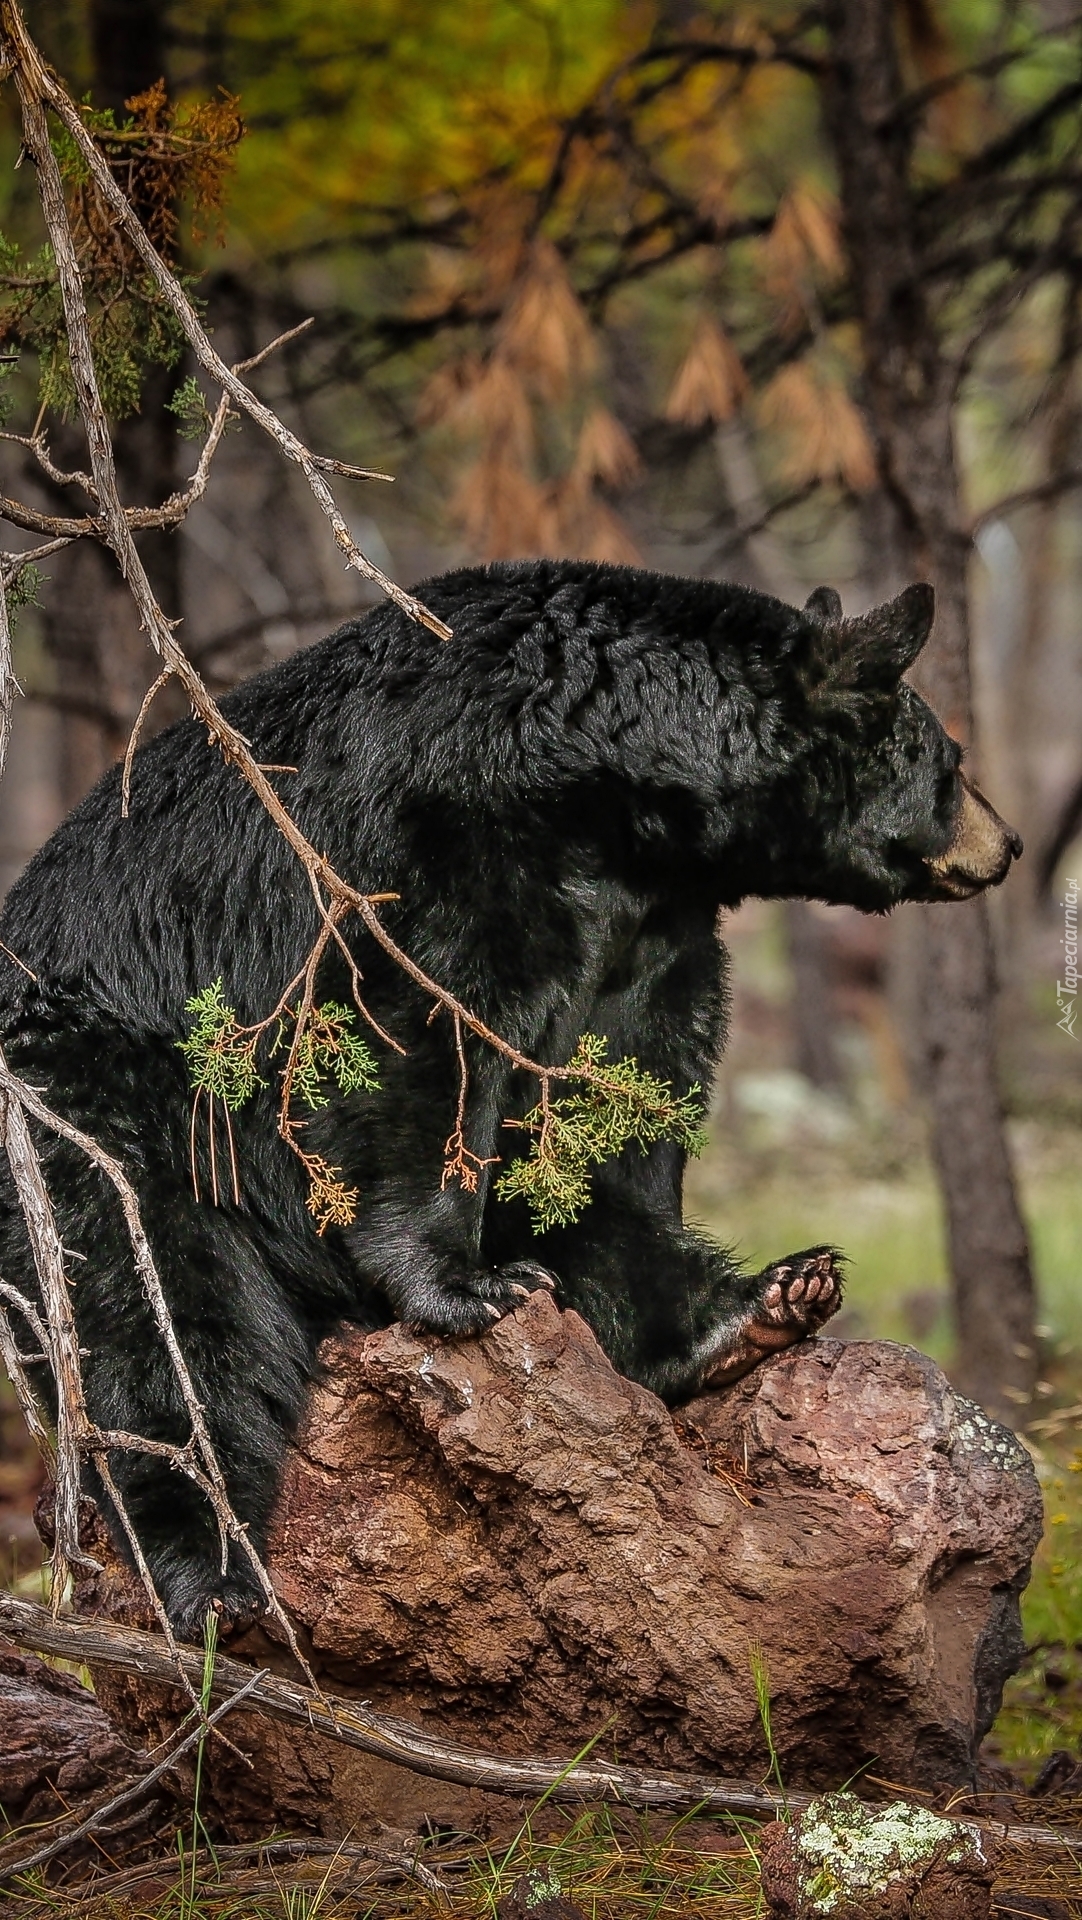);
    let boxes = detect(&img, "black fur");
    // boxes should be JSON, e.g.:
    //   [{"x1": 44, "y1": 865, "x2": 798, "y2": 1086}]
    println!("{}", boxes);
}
[{"x1": 0, "y1": 560, "x2": 965, "y2": 1634}]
